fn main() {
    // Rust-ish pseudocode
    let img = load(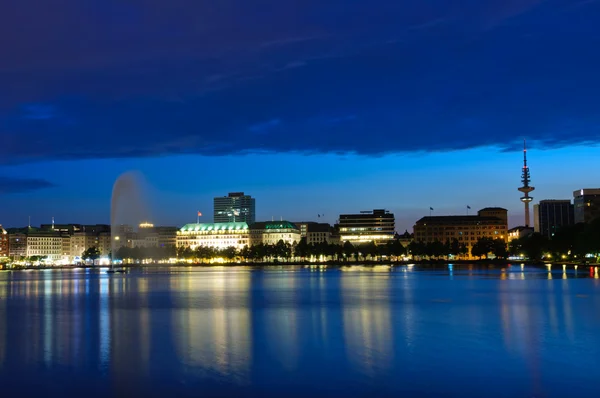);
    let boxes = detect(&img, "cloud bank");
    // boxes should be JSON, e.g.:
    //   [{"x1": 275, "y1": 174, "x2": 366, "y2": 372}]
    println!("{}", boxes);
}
[
  {"x1": 0, "y1": 176, "x2": 55, "y2": 194},
  {"x1": 1, "y1": 0, "x2": 599, "y2": 164}
]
